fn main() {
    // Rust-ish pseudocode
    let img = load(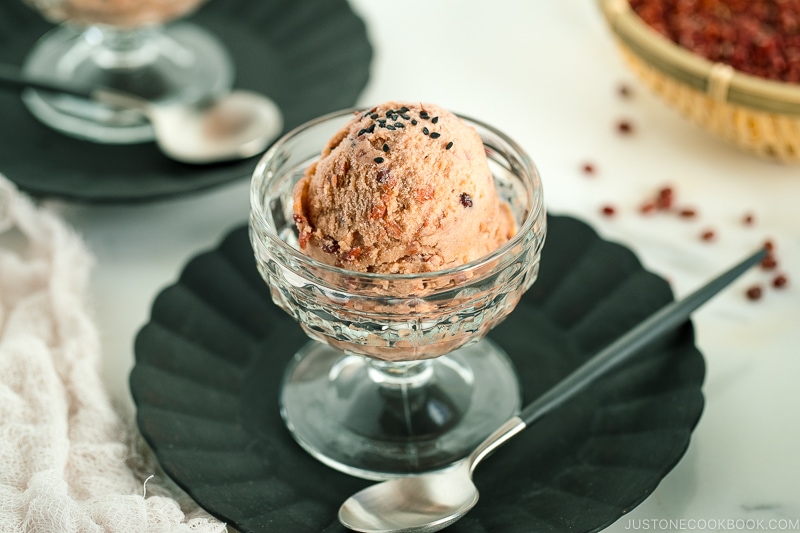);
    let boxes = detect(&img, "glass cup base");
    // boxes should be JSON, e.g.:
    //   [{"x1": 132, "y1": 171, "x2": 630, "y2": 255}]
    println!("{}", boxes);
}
[
  {"x1": 280, "y1": 337, "x2": 521, "y2": 480},
  {"x1": 21, "y1": 22, "x2": 233, "y2": 144}
]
